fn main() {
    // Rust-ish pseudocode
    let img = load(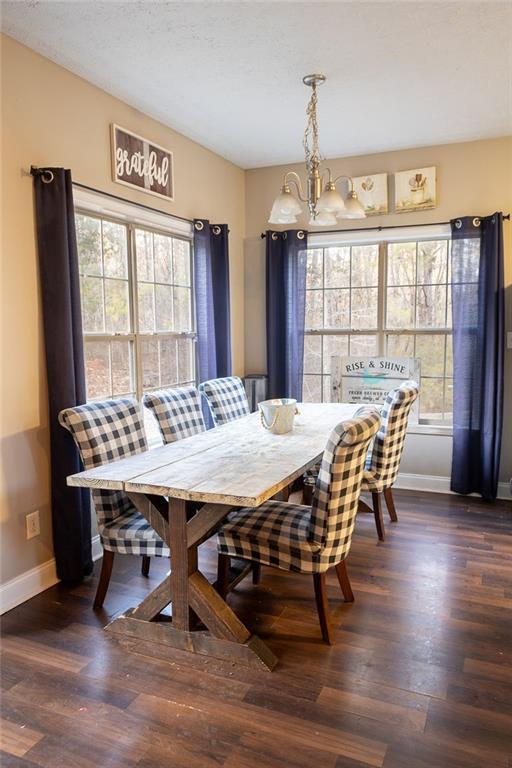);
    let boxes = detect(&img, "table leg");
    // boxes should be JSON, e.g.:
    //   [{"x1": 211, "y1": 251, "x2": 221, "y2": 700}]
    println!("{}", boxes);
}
[
  {"x1": 105, "y1": 492, "x2": 277, "y2": 671},
  {"x1": 168, "y1": 497, "x2": 189, "y2": 630}
]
